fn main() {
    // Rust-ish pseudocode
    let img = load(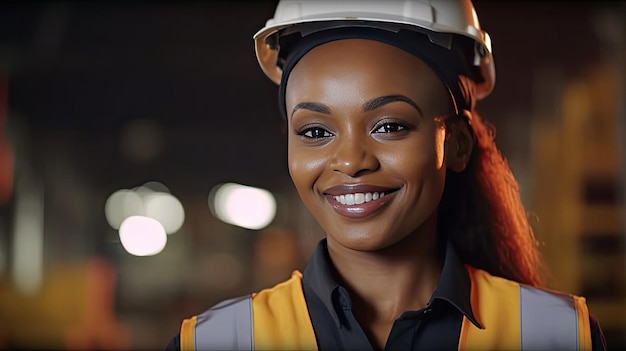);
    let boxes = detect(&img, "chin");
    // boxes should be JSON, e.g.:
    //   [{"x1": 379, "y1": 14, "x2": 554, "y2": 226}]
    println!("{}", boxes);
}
[{"x1": 328, "y1": 228, "x2": 402, "y2": 252}]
